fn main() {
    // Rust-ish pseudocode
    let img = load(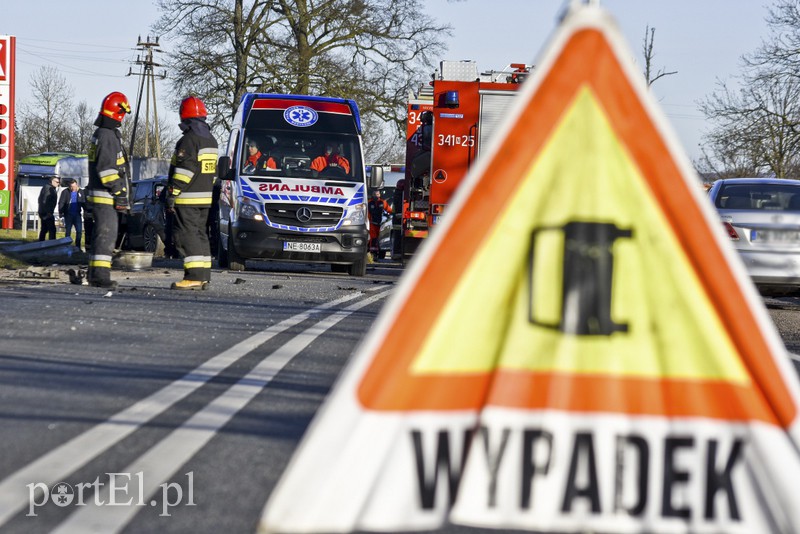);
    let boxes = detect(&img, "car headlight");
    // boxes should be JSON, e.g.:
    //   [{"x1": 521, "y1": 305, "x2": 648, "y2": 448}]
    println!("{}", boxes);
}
[
  {"x1": 238, "y1": 197, "x2": 264, "y2": 221},
  {"x1": 342, "y1": 203, "x2": 366, "y2": 226}
]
